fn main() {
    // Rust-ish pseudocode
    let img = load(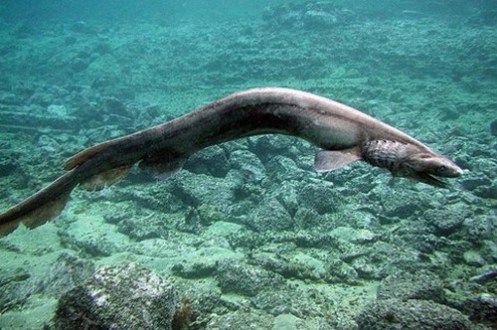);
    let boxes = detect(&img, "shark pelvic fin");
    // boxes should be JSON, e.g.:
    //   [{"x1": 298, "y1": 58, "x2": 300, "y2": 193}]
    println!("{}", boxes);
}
[{"x1": 81, "y1": 165, "x2": 132, "y2": 191}]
